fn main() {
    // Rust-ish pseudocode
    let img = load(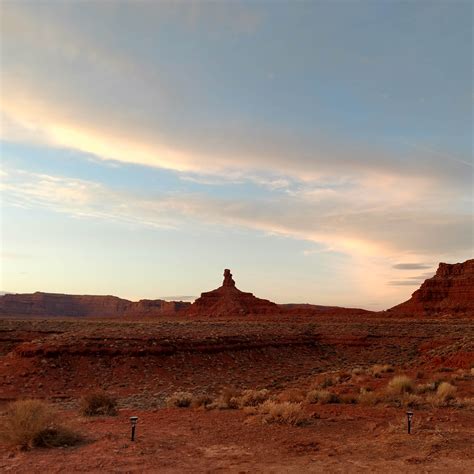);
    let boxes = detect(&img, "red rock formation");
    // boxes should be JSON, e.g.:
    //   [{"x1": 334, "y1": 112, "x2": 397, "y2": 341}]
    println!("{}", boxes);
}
[
  {"x1": 187, "y1": 269, "x2": 278, "y2": 316},
  {"x1": 0, "y1": 292, "x2": 190, "y2": 317},
  {"x1": 389, "y1": 259, "x2": 474, "y2": 316}
]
